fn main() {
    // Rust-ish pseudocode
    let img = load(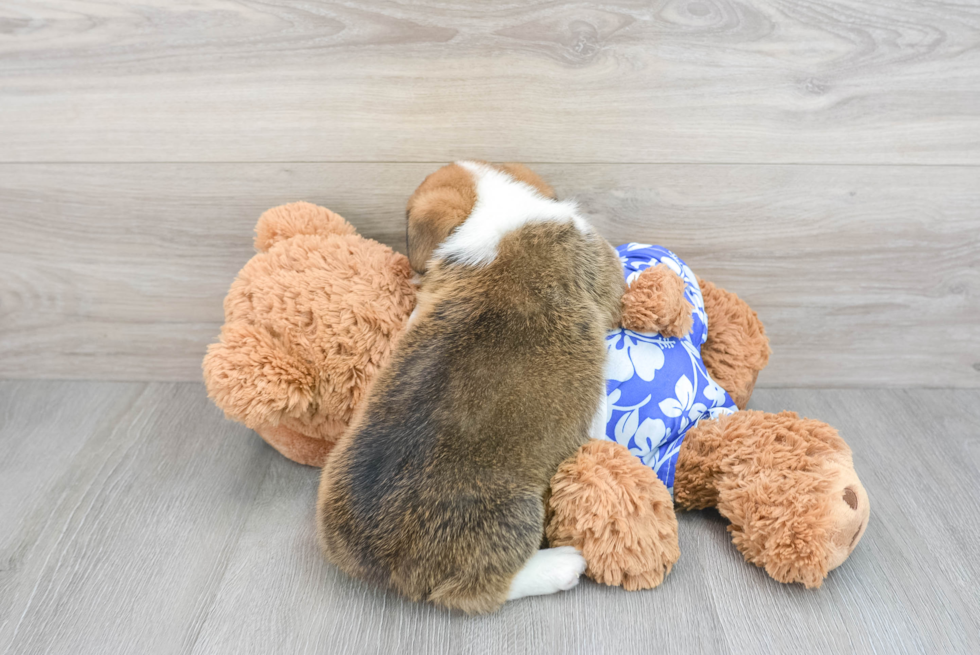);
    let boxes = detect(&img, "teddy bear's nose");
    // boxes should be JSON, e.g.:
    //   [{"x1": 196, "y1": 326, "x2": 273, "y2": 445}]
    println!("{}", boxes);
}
[{"x1": 843, "y1": 486, "x2": 858, "y2": 510}]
